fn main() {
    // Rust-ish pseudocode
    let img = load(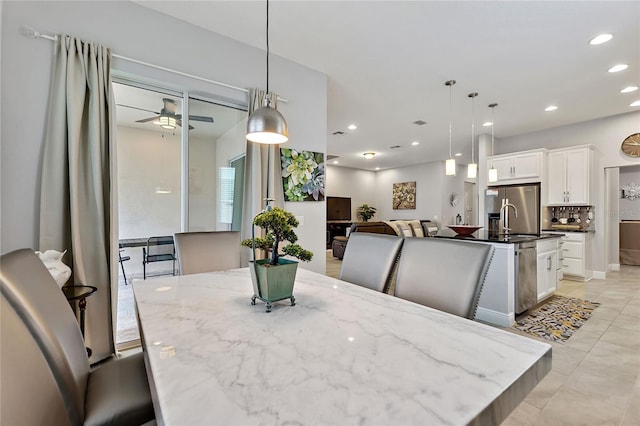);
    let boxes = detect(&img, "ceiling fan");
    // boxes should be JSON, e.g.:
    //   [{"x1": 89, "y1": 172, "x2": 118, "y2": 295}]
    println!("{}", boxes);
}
[{"x1": 119, "y1": 98, "x2": 214, "y2": 130}]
